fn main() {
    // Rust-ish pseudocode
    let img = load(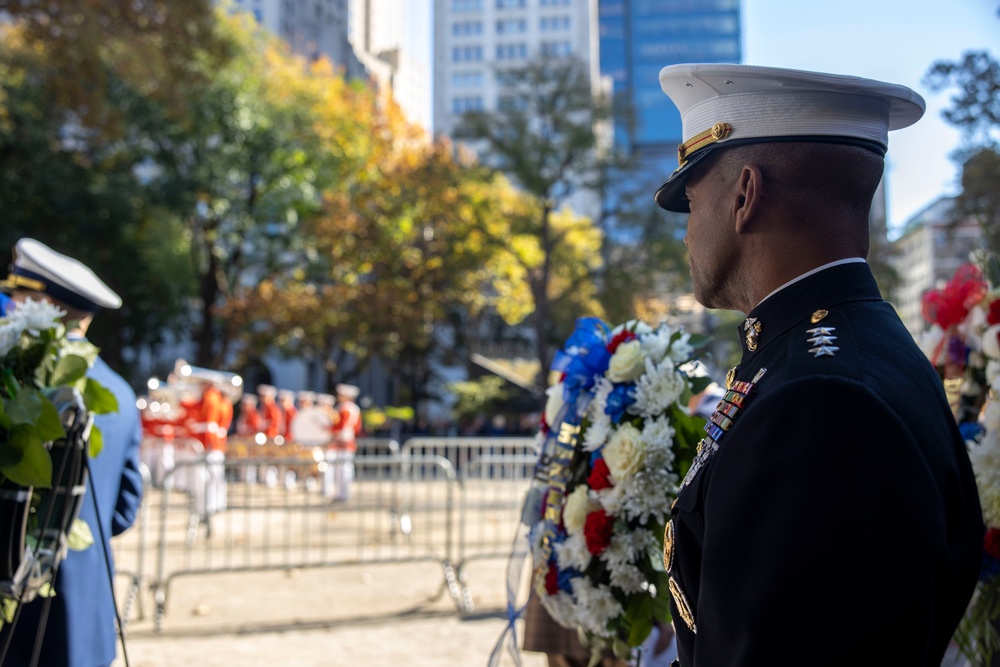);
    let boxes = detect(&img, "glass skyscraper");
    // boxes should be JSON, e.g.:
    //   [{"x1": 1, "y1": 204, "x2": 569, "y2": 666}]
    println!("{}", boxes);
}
[{"x1": 599, "y1": 0, "x2": 741, "y2": 182}]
